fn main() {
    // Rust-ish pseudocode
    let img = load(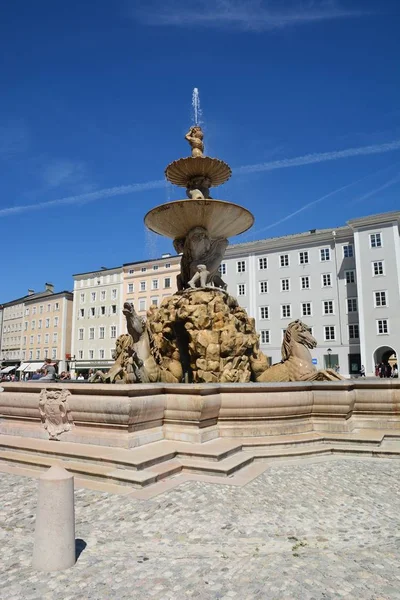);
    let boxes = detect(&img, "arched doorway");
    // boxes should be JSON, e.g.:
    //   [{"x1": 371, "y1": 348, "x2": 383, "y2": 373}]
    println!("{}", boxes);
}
[{"x1": 373, "y1": 346, "x2": 397, "y2": 369}]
